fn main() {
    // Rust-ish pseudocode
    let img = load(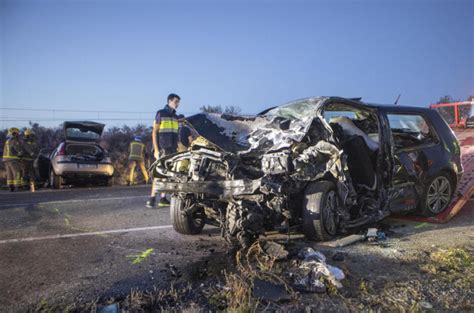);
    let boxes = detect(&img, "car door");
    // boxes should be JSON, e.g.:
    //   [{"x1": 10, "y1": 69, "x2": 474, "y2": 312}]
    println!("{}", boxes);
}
[
  {"x1": 34, "y1": 148, "x2": 53, "y2": 181},
  {"x1": 385, "y1": 112, "x2": 442, "y2": 212}
]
